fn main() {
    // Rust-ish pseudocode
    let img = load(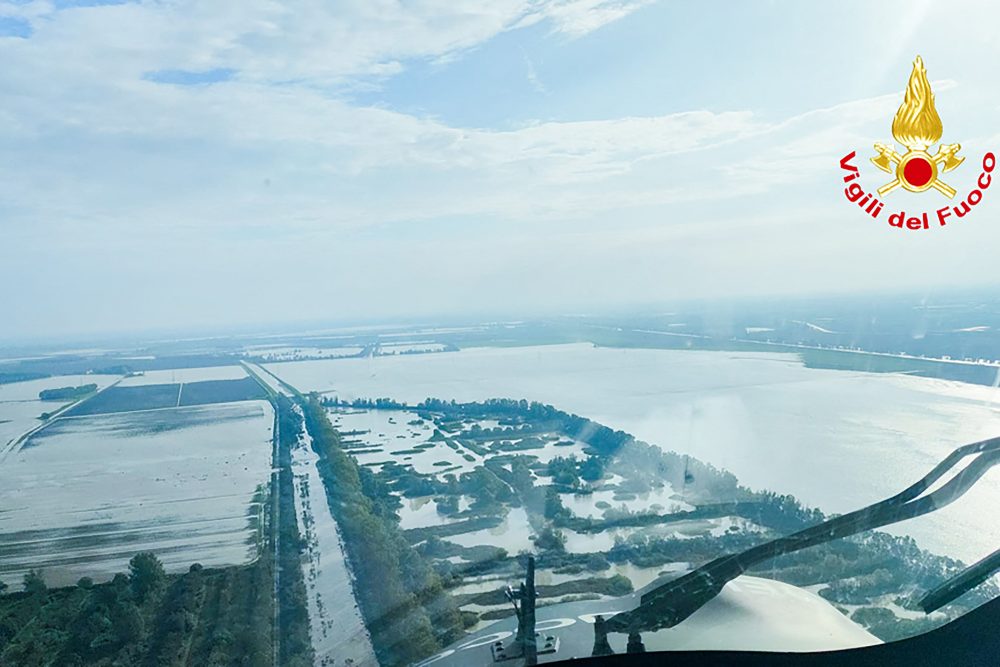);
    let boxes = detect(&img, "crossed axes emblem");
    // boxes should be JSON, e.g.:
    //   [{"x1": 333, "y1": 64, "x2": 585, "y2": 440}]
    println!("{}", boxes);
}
[{"x1": 871, "y1": 142, "x2": 964, "y2": 198}]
